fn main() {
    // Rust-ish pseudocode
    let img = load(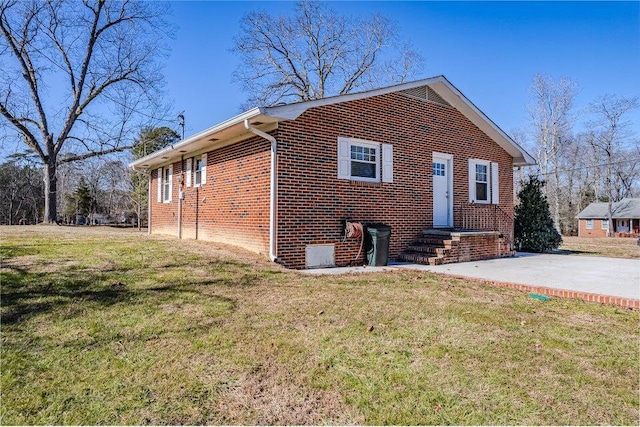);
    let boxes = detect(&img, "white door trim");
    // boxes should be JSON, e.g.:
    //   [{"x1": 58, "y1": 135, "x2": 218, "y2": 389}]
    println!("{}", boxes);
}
[{"x1": 432, "y1": 152, "x2": 453, "y2": 227}]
